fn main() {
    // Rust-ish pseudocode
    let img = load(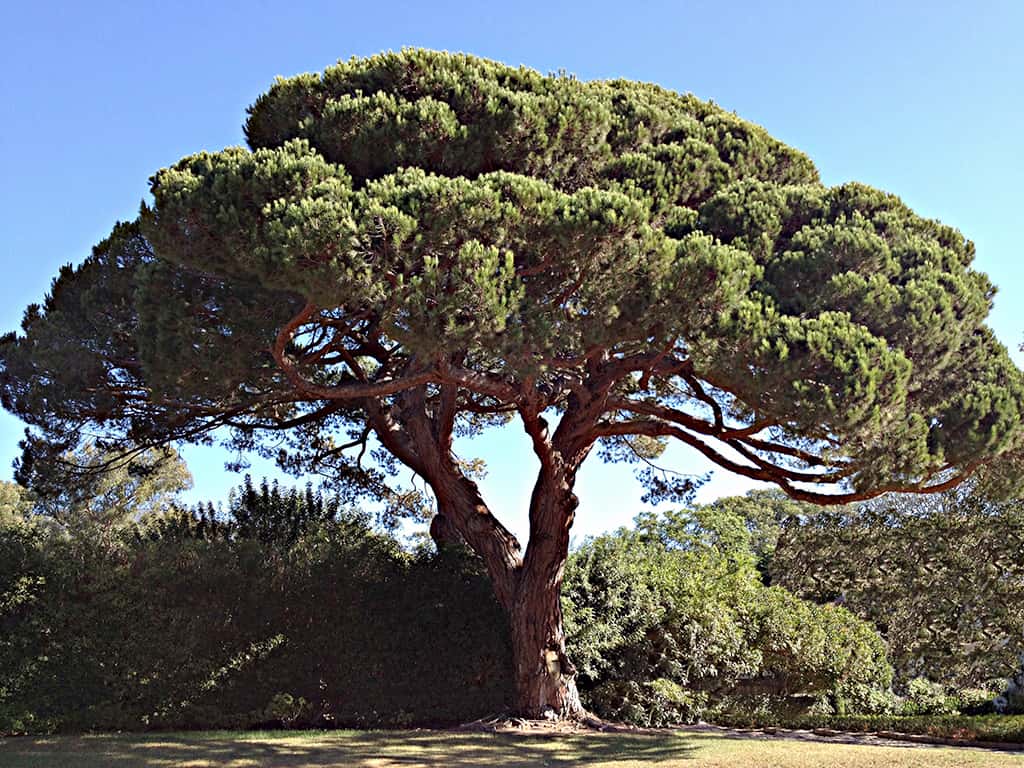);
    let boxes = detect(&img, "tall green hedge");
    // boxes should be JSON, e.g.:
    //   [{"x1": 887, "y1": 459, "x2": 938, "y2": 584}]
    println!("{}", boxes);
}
[
  {"x1": 1, "y1": 484, "x2": 900, "y2": 732},
  {"x1": 0, "y1": 491, "x2": 511, "y2": 733}
]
